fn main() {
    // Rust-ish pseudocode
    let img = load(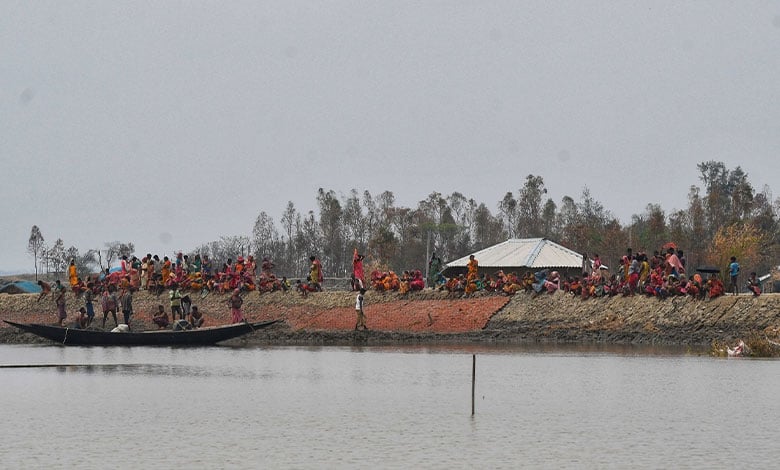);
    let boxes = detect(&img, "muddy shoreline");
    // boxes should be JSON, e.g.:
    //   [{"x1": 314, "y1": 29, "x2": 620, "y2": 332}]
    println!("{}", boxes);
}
[{"x1": 1, "y1": 289, "x2": 778, "y2": 347}]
